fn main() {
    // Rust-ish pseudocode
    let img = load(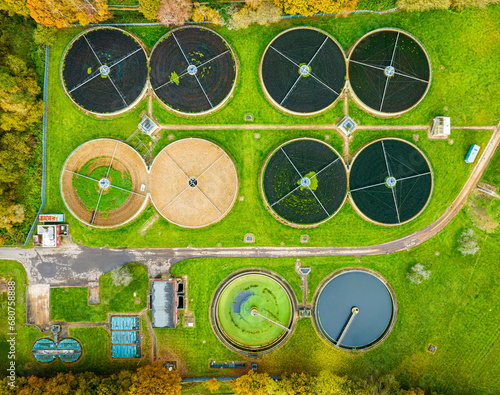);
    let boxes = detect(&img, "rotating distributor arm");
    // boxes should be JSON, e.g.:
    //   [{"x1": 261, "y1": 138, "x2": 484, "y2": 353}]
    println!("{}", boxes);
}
[
  {"x1": 250, "y1": 307, "x2": 291, "y2": 333},
  {"x1": 336, "y1": 306, "x2": 359, "y2": 348}
]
